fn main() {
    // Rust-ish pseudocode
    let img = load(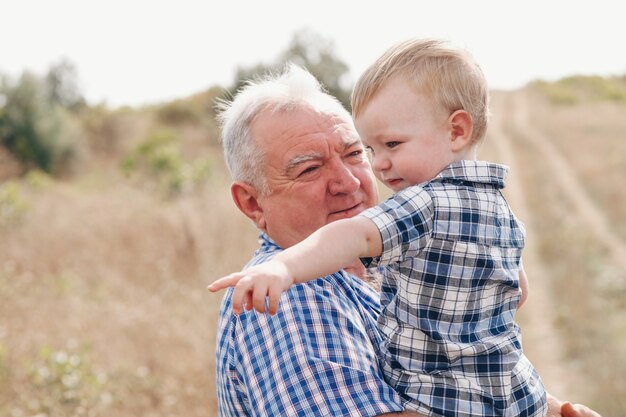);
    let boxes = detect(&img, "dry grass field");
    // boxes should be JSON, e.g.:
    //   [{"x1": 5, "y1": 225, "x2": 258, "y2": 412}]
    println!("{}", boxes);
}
[{"x1": 1, "y1": 80, "x2": 624, "y2": 416}]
